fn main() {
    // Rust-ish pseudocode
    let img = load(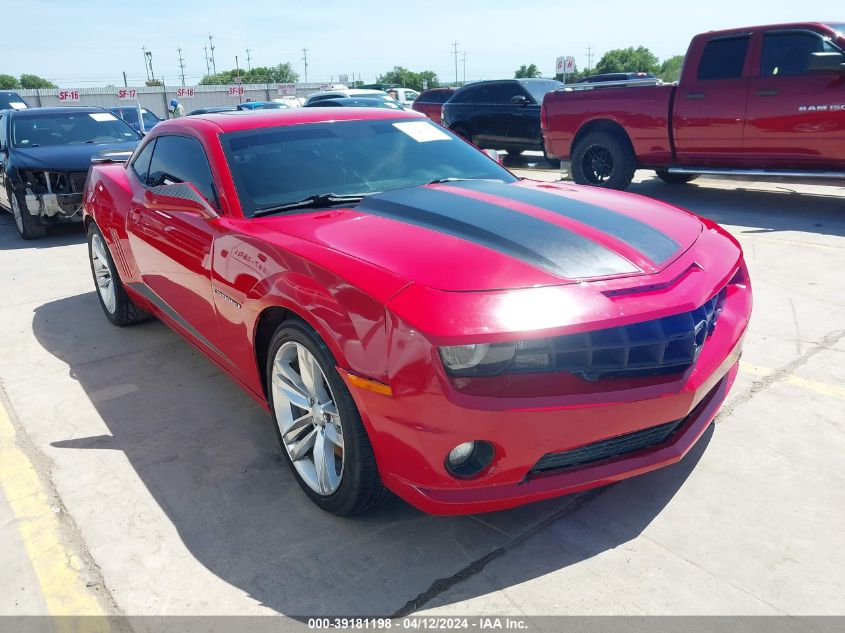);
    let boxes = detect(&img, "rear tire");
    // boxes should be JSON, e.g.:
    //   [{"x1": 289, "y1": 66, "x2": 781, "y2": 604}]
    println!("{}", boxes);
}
[
  {"x1": 87, "y1": 222, "x2": 151, "y2": 326},
  {"x1": 655, "y1": 170, "x2": 699, "y2": 185},
  {"x1": 8, "y1": 185, "x2": 47, "y2": 240},
  {"x1": 267, "y1": 319, "x2": 390, "y2": 516},
  {"x1": 571, "y1": 131, "x2": 636, "y2": 190}
]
